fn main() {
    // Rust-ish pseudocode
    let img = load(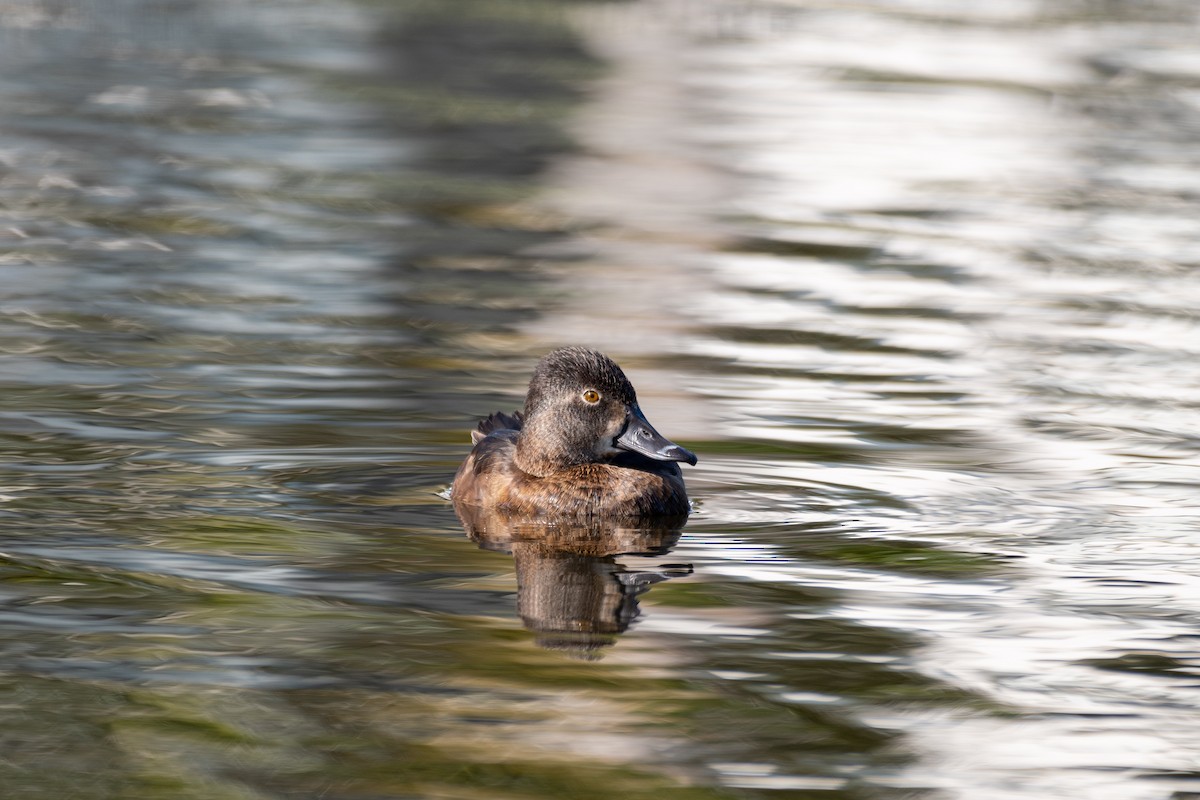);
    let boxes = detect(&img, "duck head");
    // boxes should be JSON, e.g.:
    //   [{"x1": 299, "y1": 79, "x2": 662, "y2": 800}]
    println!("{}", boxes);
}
[{"x1": 514, "y1": 347, "x2": 698, "y2": 477}]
